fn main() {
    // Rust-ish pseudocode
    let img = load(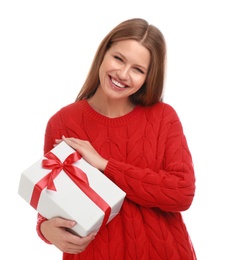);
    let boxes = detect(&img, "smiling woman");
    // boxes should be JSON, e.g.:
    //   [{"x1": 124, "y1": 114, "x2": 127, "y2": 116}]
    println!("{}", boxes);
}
[
  {"x1": 76, "y1": 18, "x2": 166, "y2": 108},
  {"x1": 35, "y1": 18, "x2": 196, "y2": 260}
]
